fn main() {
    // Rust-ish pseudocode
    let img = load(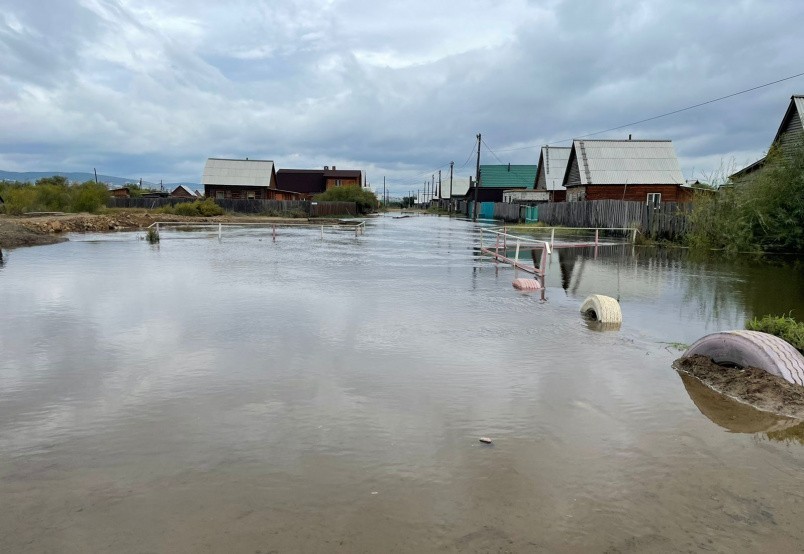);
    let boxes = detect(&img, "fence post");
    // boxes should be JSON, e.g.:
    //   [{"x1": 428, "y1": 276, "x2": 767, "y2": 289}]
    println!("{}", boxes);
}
[
  {"x1": 321, "y1": 225, "x2": 324, "y2": 240},
  {"x1": 550, "y1": 228, "x2": 555, "y2": 249},
  {"x1": 218, "y1": 223, "x2": 222, "y2": 240},
  {"x1": 595, "y1": 228, "x2": 599, "y2": 246},
  {"x1": 632, "y1": 228, "x2": 637, "y2": 243},
  {"x1": 272, "y1": 224, "x2": 276, "y2": 242},
  {"x1": 515, "y1": 239, "x2": 520, "y2": 266}
]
